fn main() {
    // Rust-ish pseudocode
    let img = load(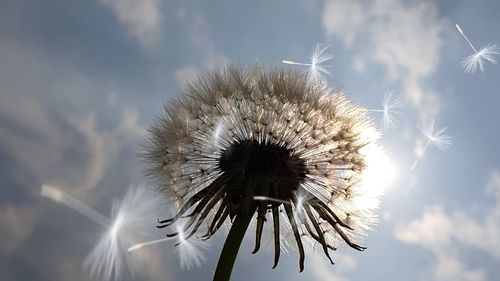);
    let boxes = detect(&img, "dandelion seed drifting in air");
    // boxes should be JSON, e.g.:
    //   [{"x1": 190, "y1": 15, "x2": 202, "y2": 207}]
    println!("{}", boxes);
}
[
  {"x1": 144, "y1": 65, "x2": 392, "y2": 280},
  {"x1": 411, "y1": 120, "x2": 452, "y2": 170},
  {"x1": 84, "y1": 186, "x2": 164, "y2": 281},
  {"x1": 283, "y1": 43, "x2": 333, "y2": 84},
  {"x1": 41, "y1": 184, "x2": 164, "y2": 281},
  {"x1": 367, "y1": 91, "x2": 403, "y2": 131},
  {"x1": 456, "y1": 24, "x2": 499, "y2": 73}
]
